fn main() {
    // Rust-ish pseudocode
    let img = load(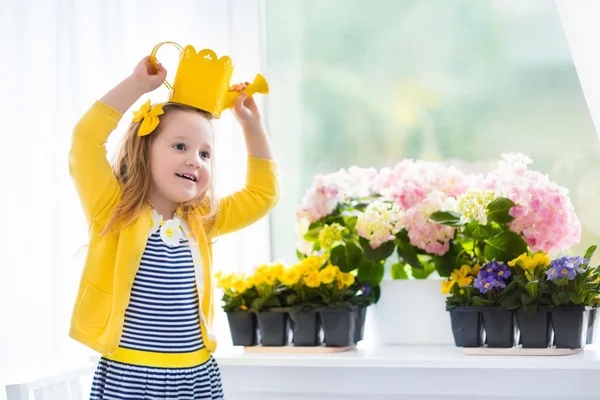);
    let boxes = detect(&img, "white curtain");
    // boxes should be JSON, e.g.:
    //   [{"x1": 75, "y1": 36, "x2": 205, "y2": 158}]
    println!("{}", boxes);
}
[
  {"x1": 555, "y1": 0, "x2": 600, "y2": 139},
  {"x1": 0, "y1": 0, "x2": 270, "y2": 387}
]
